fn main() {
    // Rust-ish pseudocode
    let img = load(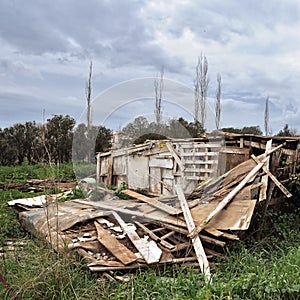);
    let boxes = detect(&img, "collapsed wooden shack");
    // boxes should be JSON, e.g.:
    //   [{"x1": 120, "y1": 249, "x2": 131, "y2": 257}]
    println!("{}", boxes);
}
[
  {"x1": 8, "y1": 135, "x2": 299, "y2": 279},
  {"x1": 96, "y1": 137, "x2": 250, "y2": 195}
]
